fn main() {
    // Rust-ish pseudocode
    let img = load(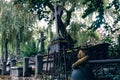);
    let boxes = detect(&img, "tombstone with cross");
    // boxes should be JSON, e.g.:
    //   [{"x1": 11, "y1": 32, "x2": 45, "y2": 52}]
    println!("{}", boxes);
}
[
  {"x1": 52, "y1": 4, "x2": 63, "y2": 37},
  {"x1": 49, "y1": 2, "x2": 68, "y2": 53},
  {"x1": 45, "y1": 2, "x2": 68, "y2": 79},
  {"x1": 51, "y1": 3, "x2": 75, "y2": 49},
  {"x1": 38, "y1": 32, "x2": 46, "y2": 54}
]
